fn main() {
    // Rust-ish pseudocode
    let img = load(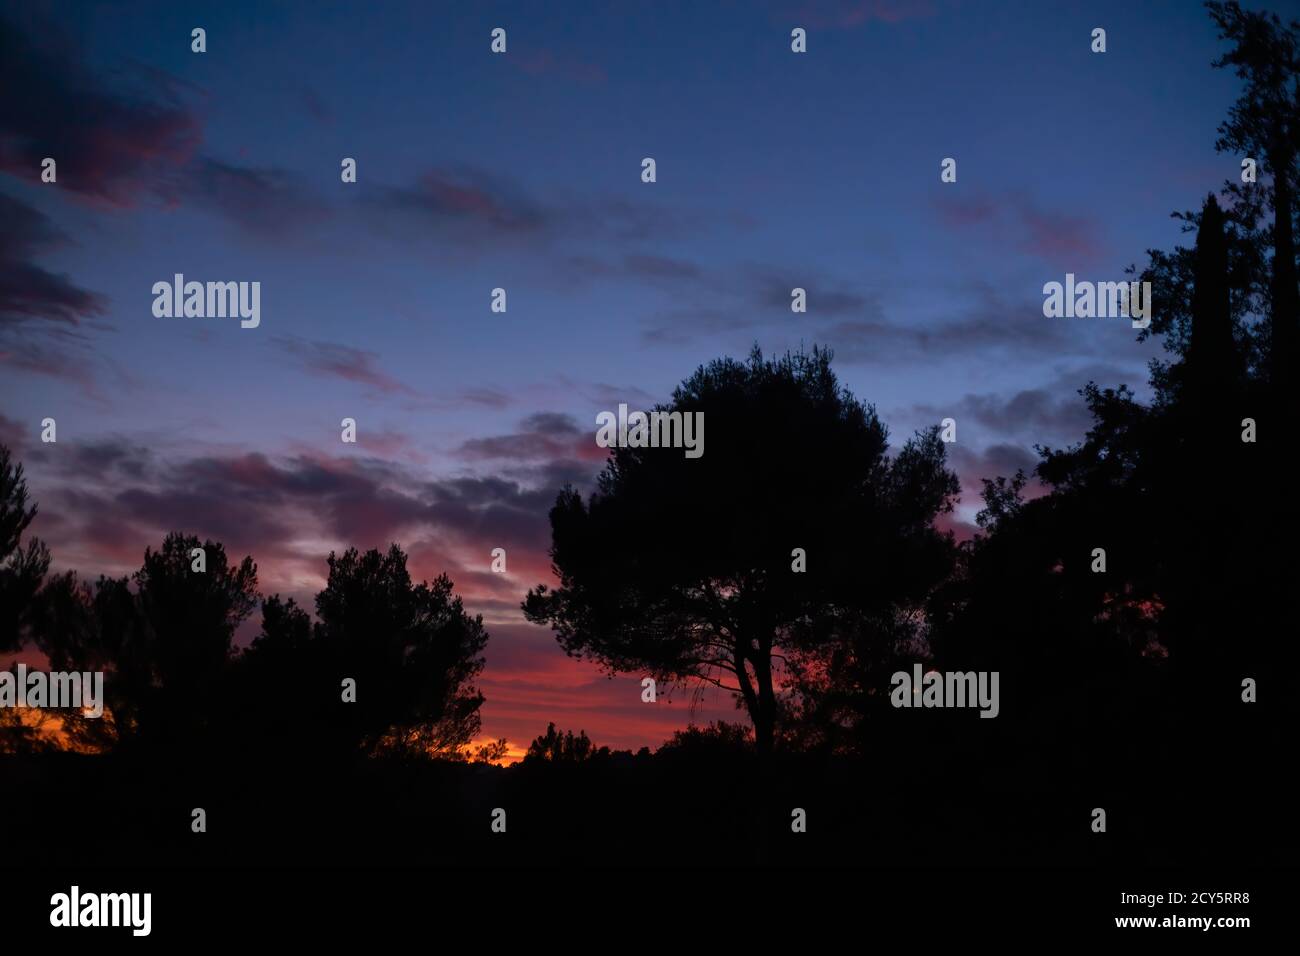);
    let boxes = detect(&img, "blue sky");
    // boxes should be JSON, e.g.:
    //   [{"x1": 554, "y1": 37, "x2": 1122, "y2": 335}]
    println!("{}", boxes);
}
[{"x1": 3, "y1": 0, "x2": 1289, "y2": 751}]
